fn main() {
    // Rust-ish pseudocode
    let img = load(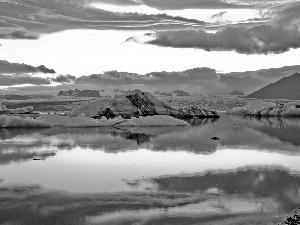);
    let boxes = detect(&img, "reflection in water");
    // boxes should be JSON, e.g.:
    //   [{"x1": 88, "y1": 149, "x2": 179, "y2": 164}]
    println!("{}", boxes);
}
[
  {"x1": 0, "y1": 115, "x2": 300, "y2": 224},
  {"x1": 1, "y1": 166, "x2": 298, "y2": 225},
  {"x1": 1, "y1": 115, "x2": 299, "y2": 156},
  {"x1": 184, "y1": 117, "x2": 219, "y2": 126},
  {"x1": 136, "y1": 166, "x2": 300, "y2": 211},
  {"x1": 241, "y1": 116, "x2": 300, "y2": 147},
  {"x1": 0, "y1": 185, "x2": 210, "y2": 225},
  {"x1": 244, "y1": 116, "x2": 300, "y2": 129},
  {"x1": 0, "y1": 151, "x2": 56, "y2": 165}
]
